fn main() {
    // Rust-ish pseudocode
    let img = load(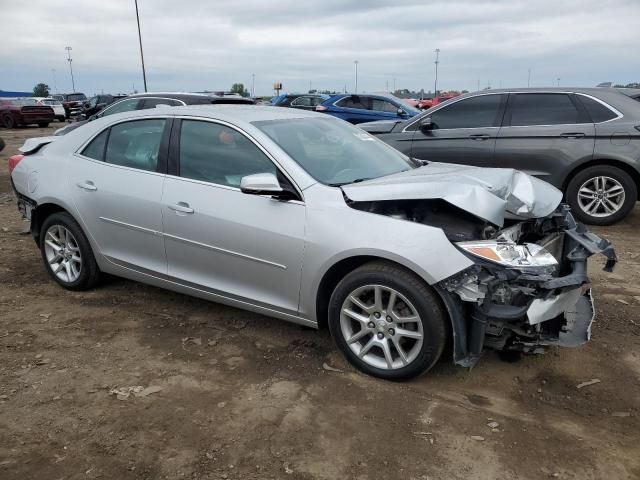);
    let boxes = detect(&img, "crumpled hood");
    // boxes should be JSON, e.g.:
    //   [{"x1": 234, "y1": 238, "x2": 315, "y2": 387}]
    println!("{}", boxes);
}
[
  {"x1": 341, "y1": 162, "x2": 563, "y2": 226},
  {"x1": 358, "y1": 120, "x2": 400, "y2": 134}
]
